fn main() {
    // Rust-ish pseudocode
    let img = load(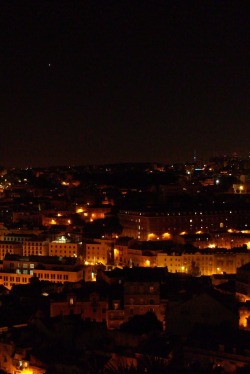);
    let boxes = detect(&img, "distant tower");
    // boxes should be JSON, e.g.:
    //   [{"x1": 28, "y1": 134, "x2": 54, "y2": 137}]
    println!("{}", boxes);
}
[{"x1": 193, "y1": 150, "x2": 197, "y2": 164}]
